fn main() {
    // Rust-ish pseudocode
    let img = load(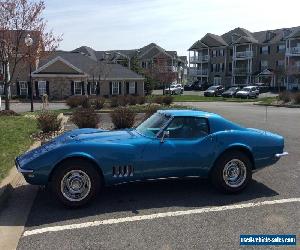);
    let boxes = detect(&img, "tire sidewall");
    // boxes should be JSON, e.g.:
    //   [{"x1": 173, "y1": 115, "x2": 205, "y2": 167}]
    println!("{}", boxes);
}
[
  {"x1": 211, "y1": 151, "x2": 252, "y2": 193},
  {"x1": 51, "y1": 159, "x2": 101, "y2": 207}
]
